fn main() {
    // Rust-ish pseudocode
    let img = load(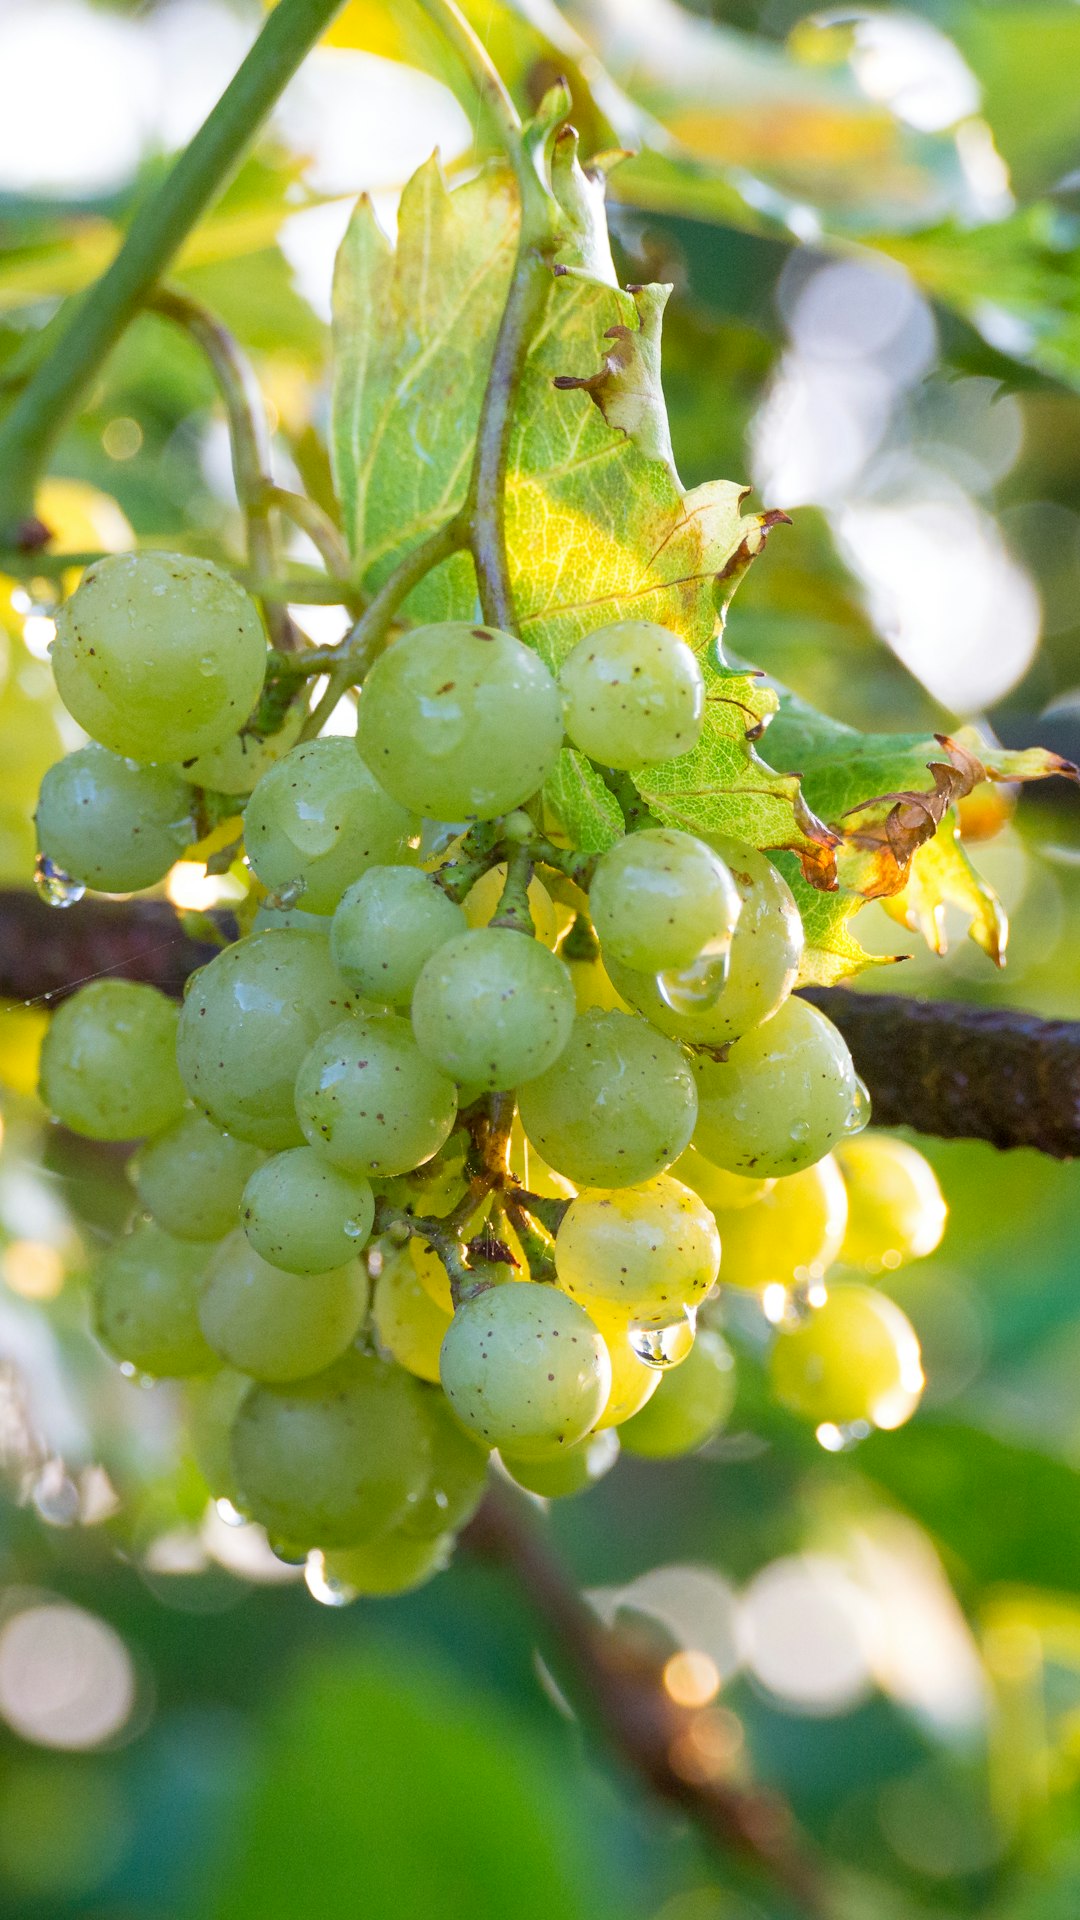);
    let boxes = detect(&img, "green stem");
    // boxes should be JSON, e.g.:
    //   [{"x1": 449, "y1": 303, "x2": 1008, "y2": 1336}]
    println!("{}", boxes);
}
[
  {"x1": 512, "y1": 1189, "x2": 571, "y2": 1237},
  {"x1": 467, "y1": 249, "x2": 551, "y2": 631},
  {"x1": 0, "y1": 0, "x2": 346, "y2": 542},
  {"x1": 417, "y1": 0, "x2": 525, "y2": 182},
  {"x1": 490, "y1": 844, "x2": 535, "y2": 935},
  {"x1": 299, "y1": 515, "x2": 466, "y2": 739},
  {"x1": 260, "y1": 486, "x2": 352, "y2": 583},
  {"x1": 151, "y1": 288, "x2": 294, "y2": 650}
]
